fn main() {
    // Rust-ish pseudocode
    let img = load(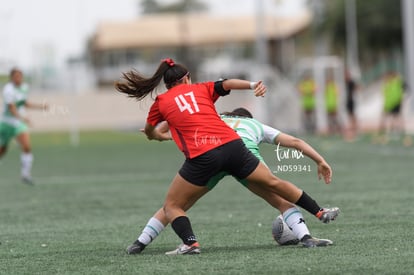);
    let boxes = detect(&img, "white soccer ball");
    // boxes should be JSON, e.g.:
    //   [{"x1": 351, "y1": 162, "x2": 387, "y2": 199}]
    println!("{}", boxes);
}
[{"x1": 272, "y1": 215, "x2": 300, "y2": 245}]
